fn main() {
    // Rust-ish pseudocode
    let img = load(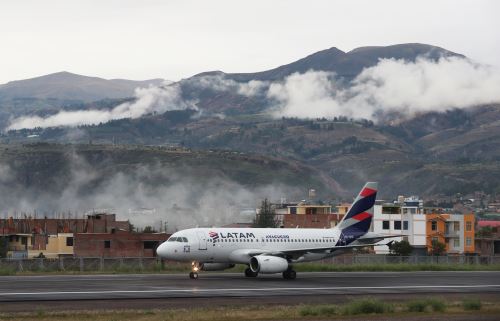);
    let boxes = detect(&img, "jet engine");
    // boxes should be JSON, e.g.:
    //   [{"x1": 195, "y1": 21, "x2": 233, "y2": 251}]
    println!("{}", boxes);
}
[
  {"x1": 201, "y1": 263, "x2": 235, "y2": 271},
  {"x1": 250, "y1": 256, "x2": 288, "y2": 274}
]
